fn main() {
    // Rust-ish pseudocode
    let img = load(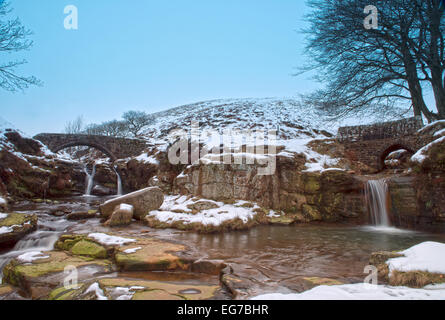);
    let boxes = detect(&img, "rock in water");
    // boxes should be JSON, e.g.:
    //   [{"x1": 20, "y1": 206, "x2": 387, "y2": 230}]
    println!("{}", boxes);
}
[
  {"x1": 0, "y1": 213, "x2": 38, "y2": 246},
  {"x1": 105, "y1": 204, "x2": 134, "y2": 227},
  {"x1": 100, "y1": 187, "x2": 164, "y2": 220}
]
